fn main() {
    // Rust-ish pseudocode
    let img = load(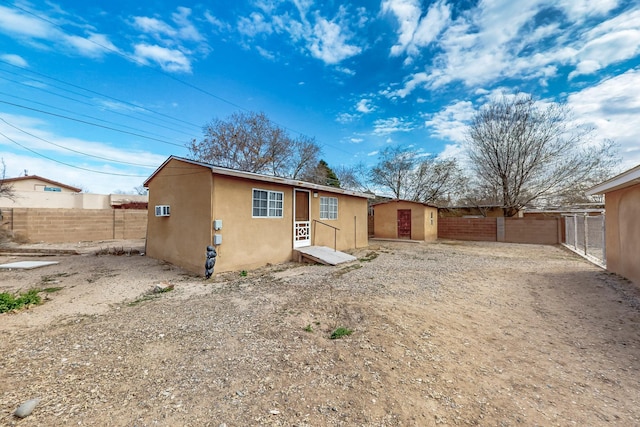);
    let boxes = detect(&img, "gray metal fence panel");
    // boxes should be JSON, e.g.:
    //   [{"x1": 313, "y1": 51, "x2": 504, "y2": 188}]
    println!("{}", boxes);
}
[{"x1": 563, "y1": 213, "x2": 605, "y2": 267}]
